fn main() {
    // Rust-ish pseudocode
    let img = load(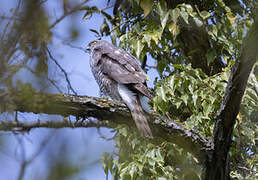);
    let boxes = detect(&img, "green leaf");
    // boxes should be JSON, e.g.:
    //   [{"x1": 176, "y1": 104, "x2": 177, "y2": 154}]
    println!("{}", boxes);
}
[
  {"x1": 82, "y1": 6, "x2": 98, "y2": 20},
  {"x1": 161, "y1": 12, "x2": 169, "y2": 30},
  {"x1": 255, "y1": 83, "x2": 258, "y2": 95},
  {"x1": 151, "y1": 28, "x2": 163, "y2": 44},
  {"x1": 199, "y1": 11, "x2": 211, "y2": 20},
  {"x1": 168, "y1": 22, "x2": 180, "y2": 39},
  {"x1": 173, "y1": 64, "x2": 185, "y2": 70},
  {"x1": 89, "y1": 29, "x2": 100, "y2": 37},
  {"x1": 129, "y1": 164, "x2": 137, "y2": 179},
  {"x1": 140, "y1": 0, "x2": 154, "y2": 17},
  {"x1": 100, "y1": 18, "x2": 110, "y2": 36},
  {"x1": 148, "y1": 158, "x2": 155, "y2": 166},
  {"x1": 157, "y1": 86, "x2": 166, "y2": 101},
  {"x1": 193, "y1": 92, "x2": 198, "y2": 107},
  {"x1": 170, "y1": 8, "x2": 180, "y2": 23},
  {"x1": 155, "y1": 149, "x2": 164, "y2": 162},
  {"x1": 180, "y1": 9, "x2": 189, "y2": 24},
  {"x1": 202, "y1": 100, "x2": 211, "y2": 116},
  {"x1": 226, "y1": 12, "x2": 237, "y2": 24},
  {"x1": 175, "y1": 100, "x2": 182, "y2": 109},
  {"x1": 119, "y1": 127, "x2": 128, "y2": 137},
  {"x1": 143, "y1": 33, "x2": 152, "y2": 47},
  {"x1": 157, "y1": 0, "x2": 167, "y2": 15},
  {"x1": 181, "y1": 94, "x2": 188, "y2": 106},
  {"x1": 210, "y1": 95, "x2": 217, "y2": 104},
  {"x1": 100, "y1": 152, "x2": 111, "y2": 176},
  {"x1": 135, "y1": 40, "x2": 144, "y2": 59},
  {"x1": 246, "y1": 89, "x2": 258, "y2": 101},
  {"x1": 146, "y1": 149, "x2": 155, "y2": 157},
  {"x1": 206, "y1": 49, "x2": 217, "y2": 66},
  {"x1": 169, "y1": 76, "x2": 174, "y2": 88},
  {"x1": 157, "y1": 1, "x2": 168, "y2": 22},
  {"x1": 193, "y1": 17, "x2": 203, "y2": 27},
  {"x1": 82, "y1": 11, "x2": 92, "y2": 20}
]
